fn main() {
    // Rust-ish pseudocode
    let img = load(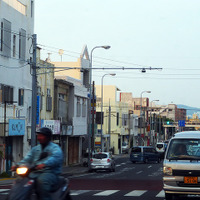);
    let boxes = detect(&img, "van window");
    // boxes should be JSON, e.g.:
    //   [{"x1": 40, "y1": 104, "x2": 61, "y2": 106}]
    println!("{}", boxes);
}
[
  {"x1": 156, "y1": 144, "x2": 164, "y2": 148},
  {"x1": 166, "y1": 139, "x2": 200, "y2": 160},
  {"x1": 131, "y1": 147, "x2": 141, "y2": 153}
]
